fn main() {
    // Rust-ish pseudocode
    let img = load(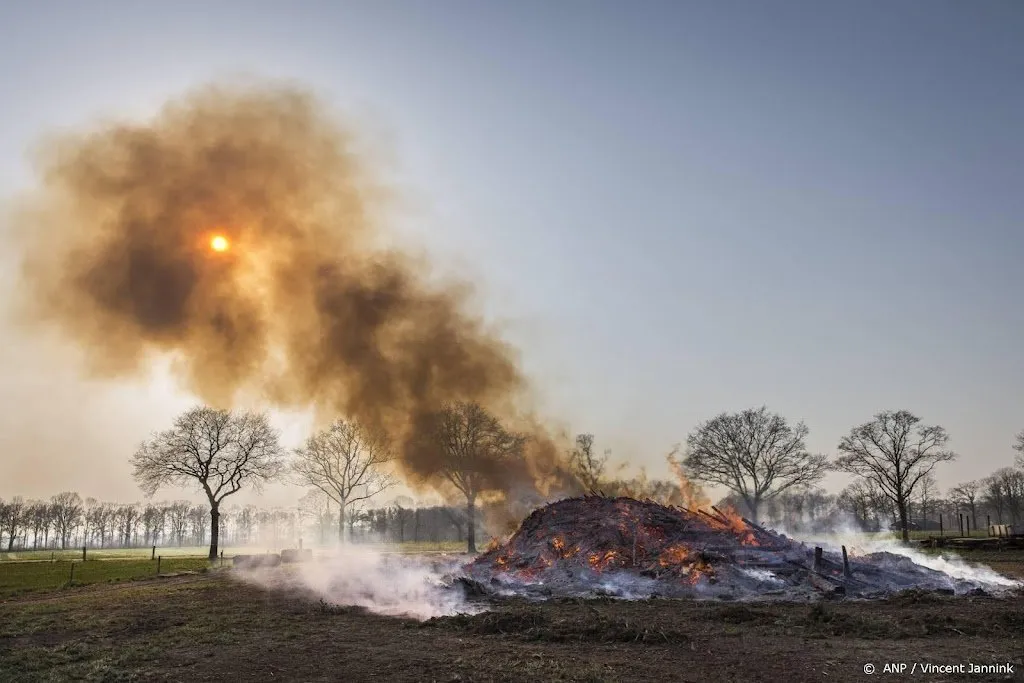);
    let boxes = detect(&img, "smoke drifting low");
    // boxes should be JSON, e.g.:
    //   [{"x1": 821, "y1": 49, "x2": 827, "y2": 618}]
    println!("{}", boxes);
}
[{"x1": 13, "y1": 81, "x2": 566, "y2": 499}]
